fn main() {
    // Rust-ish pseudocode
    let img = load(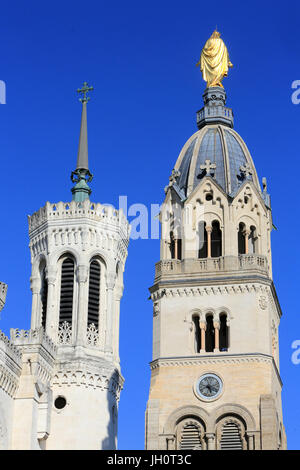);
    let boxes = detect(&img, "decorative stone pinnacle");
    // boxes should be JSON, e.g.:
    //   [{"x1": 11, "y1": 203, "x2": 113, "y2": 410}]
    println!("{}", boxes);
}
[
  {"x1": 164, "y1": 169, "x2": 181, "y2": 194},
  {"x1": 262, "y1": 177, "x2": 267, "y2": 192},
  {"x1": 77, "y1": 81, "x2": 94, "y2": 103},
  {"x1": 169, "y1": 169, "x2": 180, "y2": 184}
]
